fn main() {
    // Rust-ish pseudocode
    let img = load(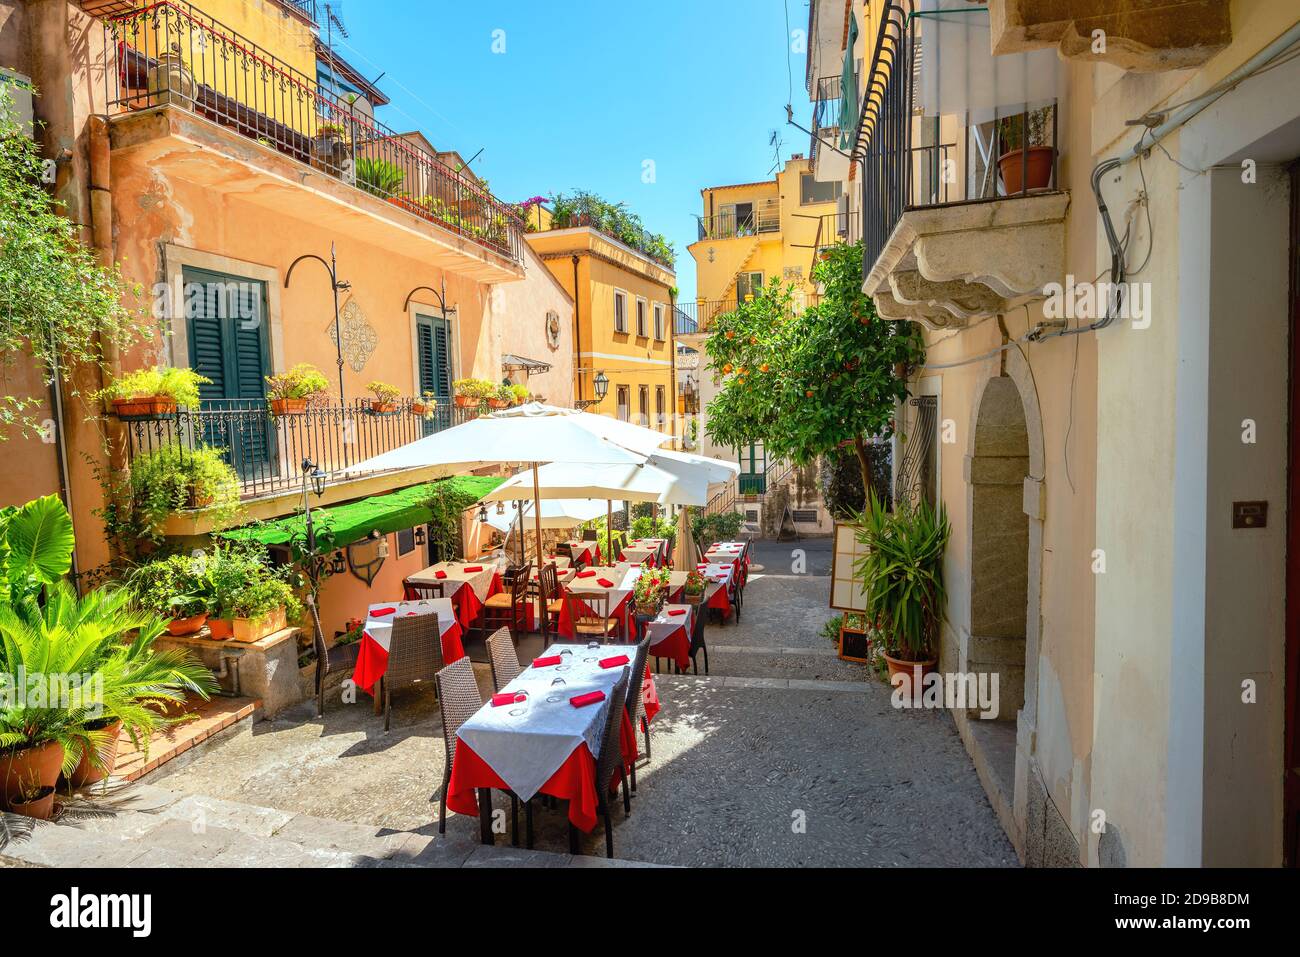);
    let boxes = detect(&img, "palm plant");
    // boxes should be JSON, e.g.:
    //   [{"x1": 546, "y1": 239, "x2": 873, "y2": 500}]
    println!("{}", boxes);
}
[
  {"x1": 355, "y1": 157, "x2": 405, "y2": 198},
  {"x1": 853, "y1": 492, "x2": 950, "y2": 662}
]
